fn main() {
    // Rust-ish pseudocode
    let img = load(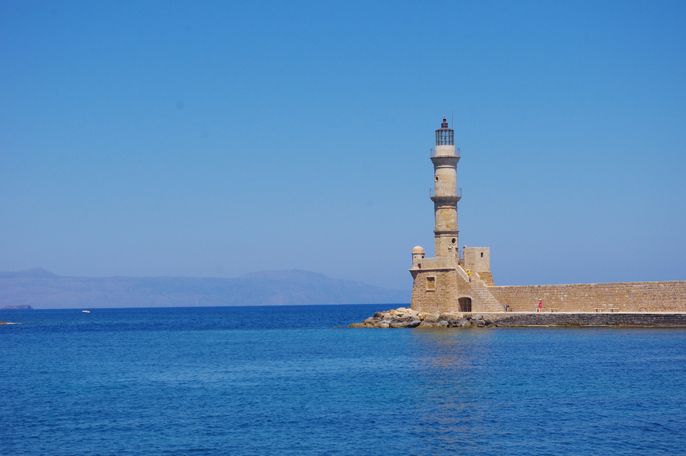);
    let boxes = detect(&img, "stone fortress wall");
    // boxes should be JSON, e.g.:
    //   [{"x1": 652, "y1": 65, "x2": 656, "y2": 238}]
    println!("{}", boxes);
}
[
  {"x1": 489, "y1": 281, "x2": 686, "y2": 313},
  {"x1": 410, "y1": 270, "x2": 462, "y2": 315},
  {"x1": 412, "y1": 267, "x2": 686, "y2": 315},
  {"x1": 463, "y1": 247, "x2": 493, "y2": 285}
]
